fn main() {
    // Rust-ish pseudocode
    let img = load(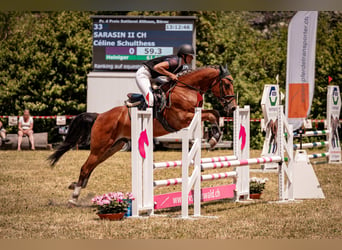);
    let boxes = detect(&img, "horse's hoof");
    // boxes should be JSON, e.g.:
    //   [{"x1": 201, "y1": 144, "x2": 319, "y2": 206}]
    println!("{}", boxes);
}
[
  {"x1": 68, "y1": 182, "x2": 77, "y2": 190},
  {"x1": 68, "y1": 200, "x2": 78, "y2": 207},
  {"x1": 209, "y1": 137, "x2": 218, "y2": 148}
]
